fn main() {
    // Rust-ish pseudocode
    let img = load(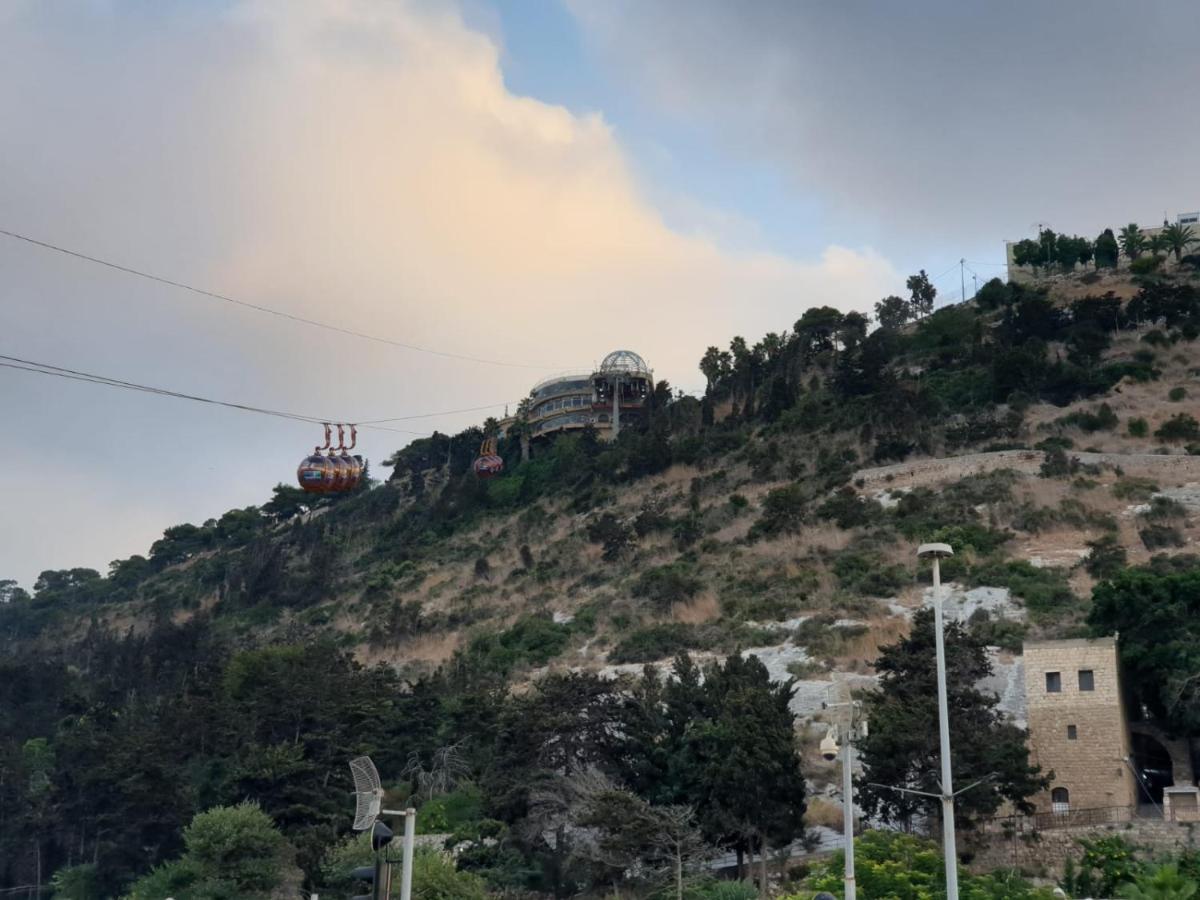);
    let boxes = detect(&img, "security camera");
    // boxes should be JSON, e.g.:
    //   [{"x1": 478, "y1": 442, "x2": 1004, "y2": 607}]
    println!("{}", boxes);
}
[{"x1": 819, "y1": 725, "x2": 840, "y2": 761}]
